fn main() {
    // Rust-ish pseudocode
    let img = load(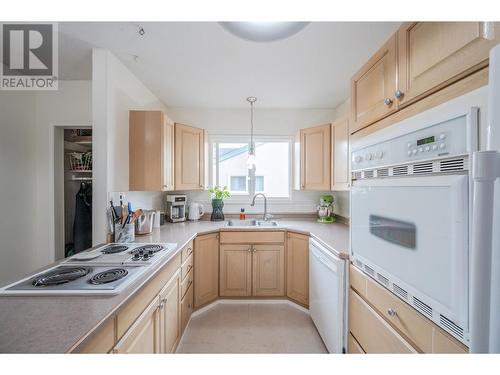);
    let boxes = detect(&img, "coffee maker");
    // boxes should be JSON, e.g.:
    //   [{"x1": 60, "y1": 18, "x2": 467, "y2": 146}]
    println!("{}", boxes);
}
[{"x1": 166, "y1": 194, "x2": 187, "y2": 222}]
